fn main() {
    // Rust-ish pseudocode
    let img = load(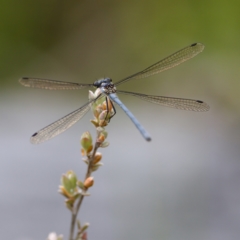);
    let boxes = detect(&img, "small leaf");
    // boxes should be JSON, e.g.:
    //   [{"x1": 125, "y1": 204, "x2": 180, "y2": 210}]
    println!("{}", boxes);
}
[
  {"x1": 100, "y1": 141, "x2": 110, "y2": 148},
  {"x1": 77, "y1": 180, "x2": 85, "y2": 190}
]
